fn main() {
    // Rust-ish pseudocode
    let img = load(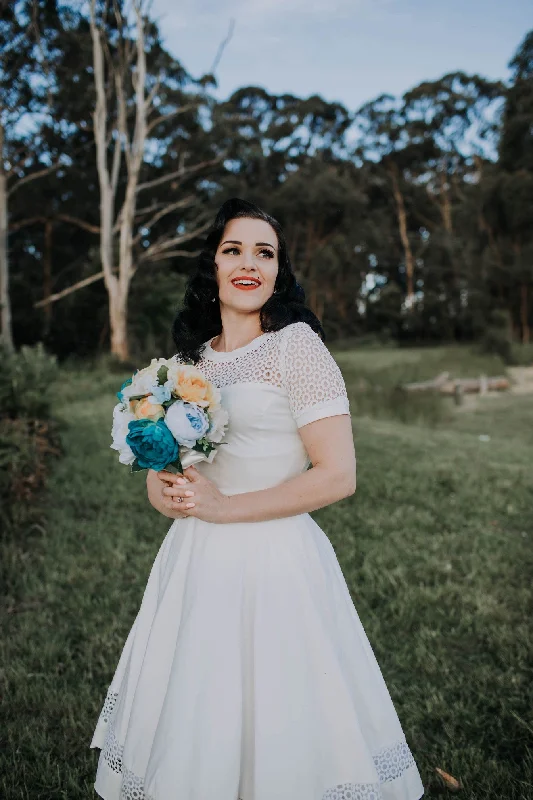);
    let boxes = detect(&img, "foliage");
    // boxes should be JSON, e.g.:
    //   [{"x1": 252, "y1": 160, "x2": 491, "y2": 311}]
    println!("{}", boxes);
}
[
  {"x1": 1, "y1": 351, "x2": 532, "y2": 798},
  {"x1": 2, "y1": 7, "x2": 532, "y2": 357},
  {"x1": 0, "y1": 342, "x2": 59, "y2": 418},
  {"x1": 0, "y1": 343, "x2": 61, "y2": 534}
]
